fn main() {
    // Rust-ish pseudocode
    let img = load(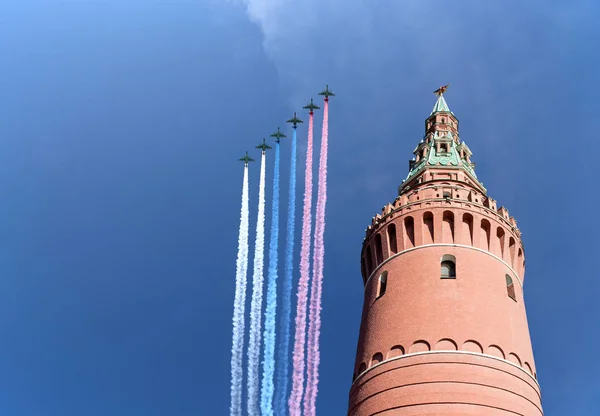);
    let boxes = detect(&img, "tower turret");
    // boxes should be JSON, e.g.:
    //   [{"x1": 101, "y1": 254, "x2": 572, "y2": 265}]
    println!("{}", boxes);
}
[{"x1": 348, "y1": 88, "x2": 543, "y2": 416}]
